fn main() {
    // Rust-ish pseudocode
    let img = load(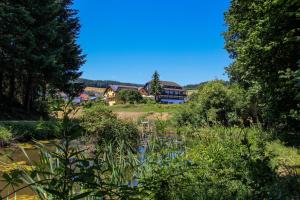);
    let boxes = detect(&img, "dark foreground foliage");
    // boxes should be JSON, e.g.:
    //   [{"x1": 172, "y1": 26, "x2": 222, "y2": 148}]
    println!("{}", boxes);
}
[
  {"x1": 224, "y1": 0, "x2": 300, "y2": 131},
  {"x1": 0, "y1": 0, "x2": 84, "y2": 118}
]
